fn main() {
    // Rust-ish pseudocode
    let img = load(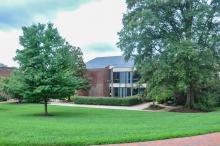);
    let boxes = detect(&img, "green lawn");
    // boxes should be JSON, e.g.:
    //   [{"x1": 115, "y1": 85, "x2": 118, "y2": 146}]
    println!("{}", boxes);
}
[{"x1": 0, "y1": 104, "x2": 220, "y2": 146}]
